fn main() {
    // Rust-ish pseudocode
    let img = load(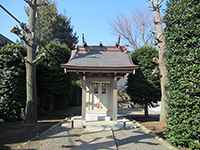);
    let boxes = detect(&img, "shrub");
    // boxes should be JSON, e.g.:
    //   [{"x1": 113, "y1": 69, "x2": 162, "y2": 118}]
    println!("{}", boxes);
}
[
  {"x1": 165, "y1": 0, "x2": 200, "y2": 149},
  {"x1": 36, "y1": 42, "x2": 71, "y2": 112},
  {"x1": 0, "y1": 44, "x2": 26, "y2": 121}
]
